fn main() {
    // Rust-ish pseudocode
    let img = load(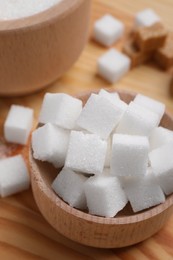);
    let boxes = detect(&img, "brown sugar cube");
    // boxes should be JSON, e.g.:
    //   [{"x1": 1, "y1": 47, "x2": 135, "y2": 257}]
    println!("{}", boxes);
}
[
  {"x1": 154, "y1": 32, "x2": 173, "y2": 69},
  {"x1": 134, "y1": 23, "x2": 167, "y2": 52},
  {"x1": 123, "y1": 39, "x2": 153, "y2": 68}
]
